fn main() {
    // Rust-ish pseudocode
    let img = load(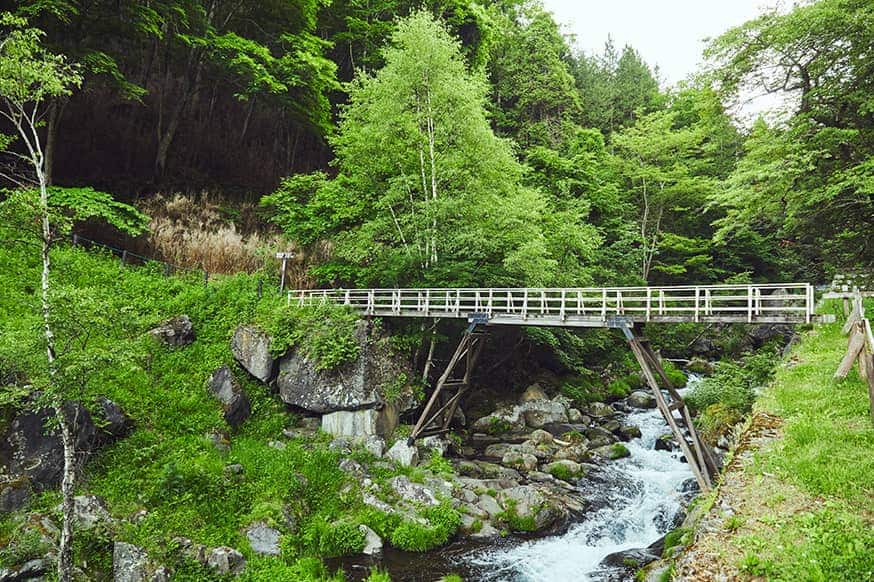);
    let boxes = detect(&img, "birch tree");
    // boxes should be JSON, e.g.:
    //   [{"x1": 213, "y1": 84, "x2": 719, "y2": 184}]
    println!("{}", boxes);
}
[
  {"x1": 263, "y1": 10, "x2": 549, "y2": 289},
  {"x1": 0, "y1": 13, "x2": 82, "y2": 582}
]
